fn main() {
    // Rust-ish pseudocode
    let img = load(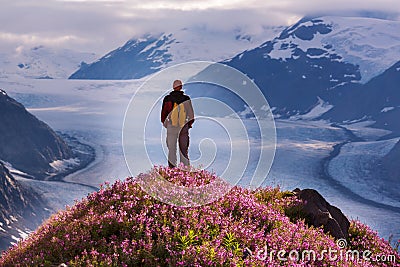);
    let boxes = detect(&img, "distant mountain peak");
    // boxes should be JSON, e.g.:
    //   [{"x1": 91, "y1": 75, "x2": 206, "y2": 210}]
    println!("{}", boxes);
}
[
  {"x1": 279, "y1": 18, "x2": 333, "y2": 41},
  {"x1": 220, "y1": 15, "x2": 400, "y2": 126},
  {"x1": 70, "y1": 33, "x2": 175, "y2": 80},
  {"x1": 0, "y1": 45, "x2": 97, "y2": 79},
  {"x1": 69, "y1": 27, "x2": 283, "y2": 80},
  {"x1": 267, "y1": 16, "x2": 400, "y2": 83}
]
